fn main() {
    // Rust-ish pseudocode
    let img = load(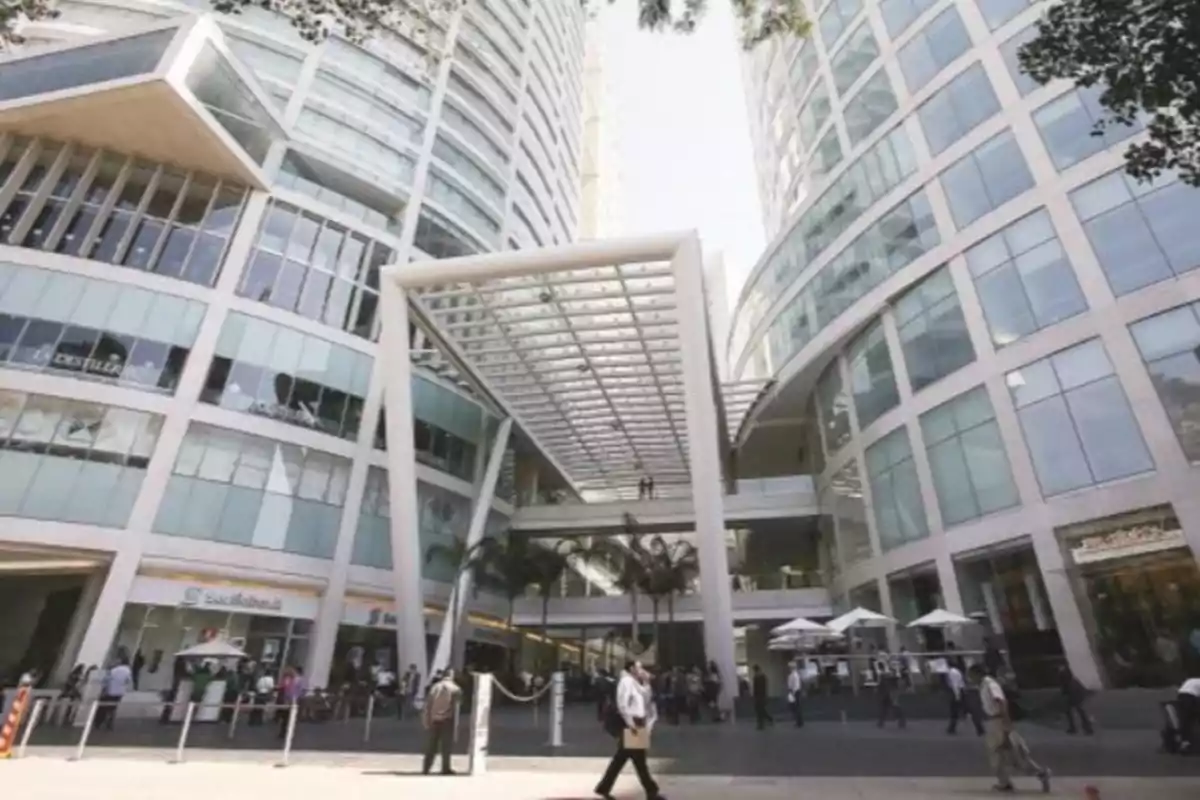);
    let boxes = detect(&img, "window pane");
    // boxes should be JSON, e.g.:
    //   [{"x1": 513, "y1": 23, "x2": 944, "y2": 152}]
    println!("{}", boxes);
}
[{"x1": 848, "y1": 321, "x2": 899, "y2": 429}]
